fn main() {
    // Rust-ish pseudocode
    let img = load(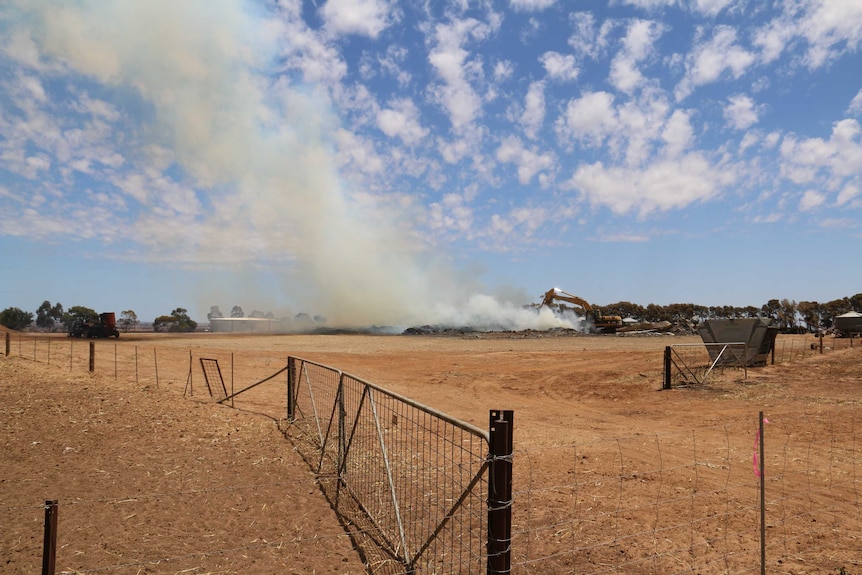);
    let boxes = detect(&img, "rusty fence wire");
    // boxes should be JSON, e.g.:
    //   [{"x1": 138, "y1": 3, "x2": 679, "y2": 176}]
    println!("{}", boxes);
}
[{"x1": 511, "y1": 410, "x2": 862, "y2": 574}]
